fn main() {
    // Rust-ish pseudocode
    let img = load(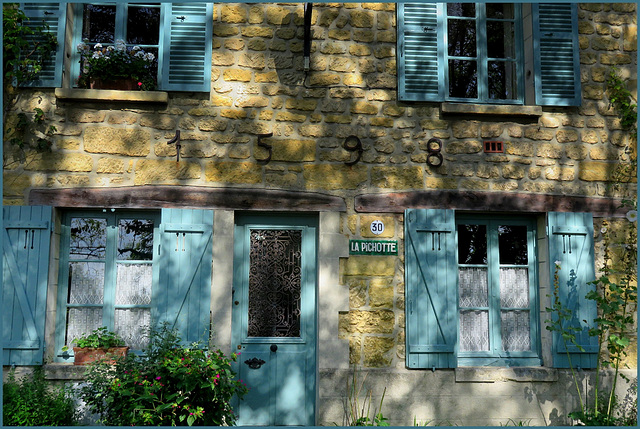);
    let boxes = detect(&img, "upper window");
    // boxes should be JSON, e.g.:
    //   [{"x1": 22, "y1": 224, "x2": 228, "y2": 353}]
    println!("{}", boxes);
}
[
  {"x1": 397, "y1": 2, "x2": 582, "y2": 106},
  {"x1": 20, "y1": 2, "x2": 214, "y2": 92}
]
